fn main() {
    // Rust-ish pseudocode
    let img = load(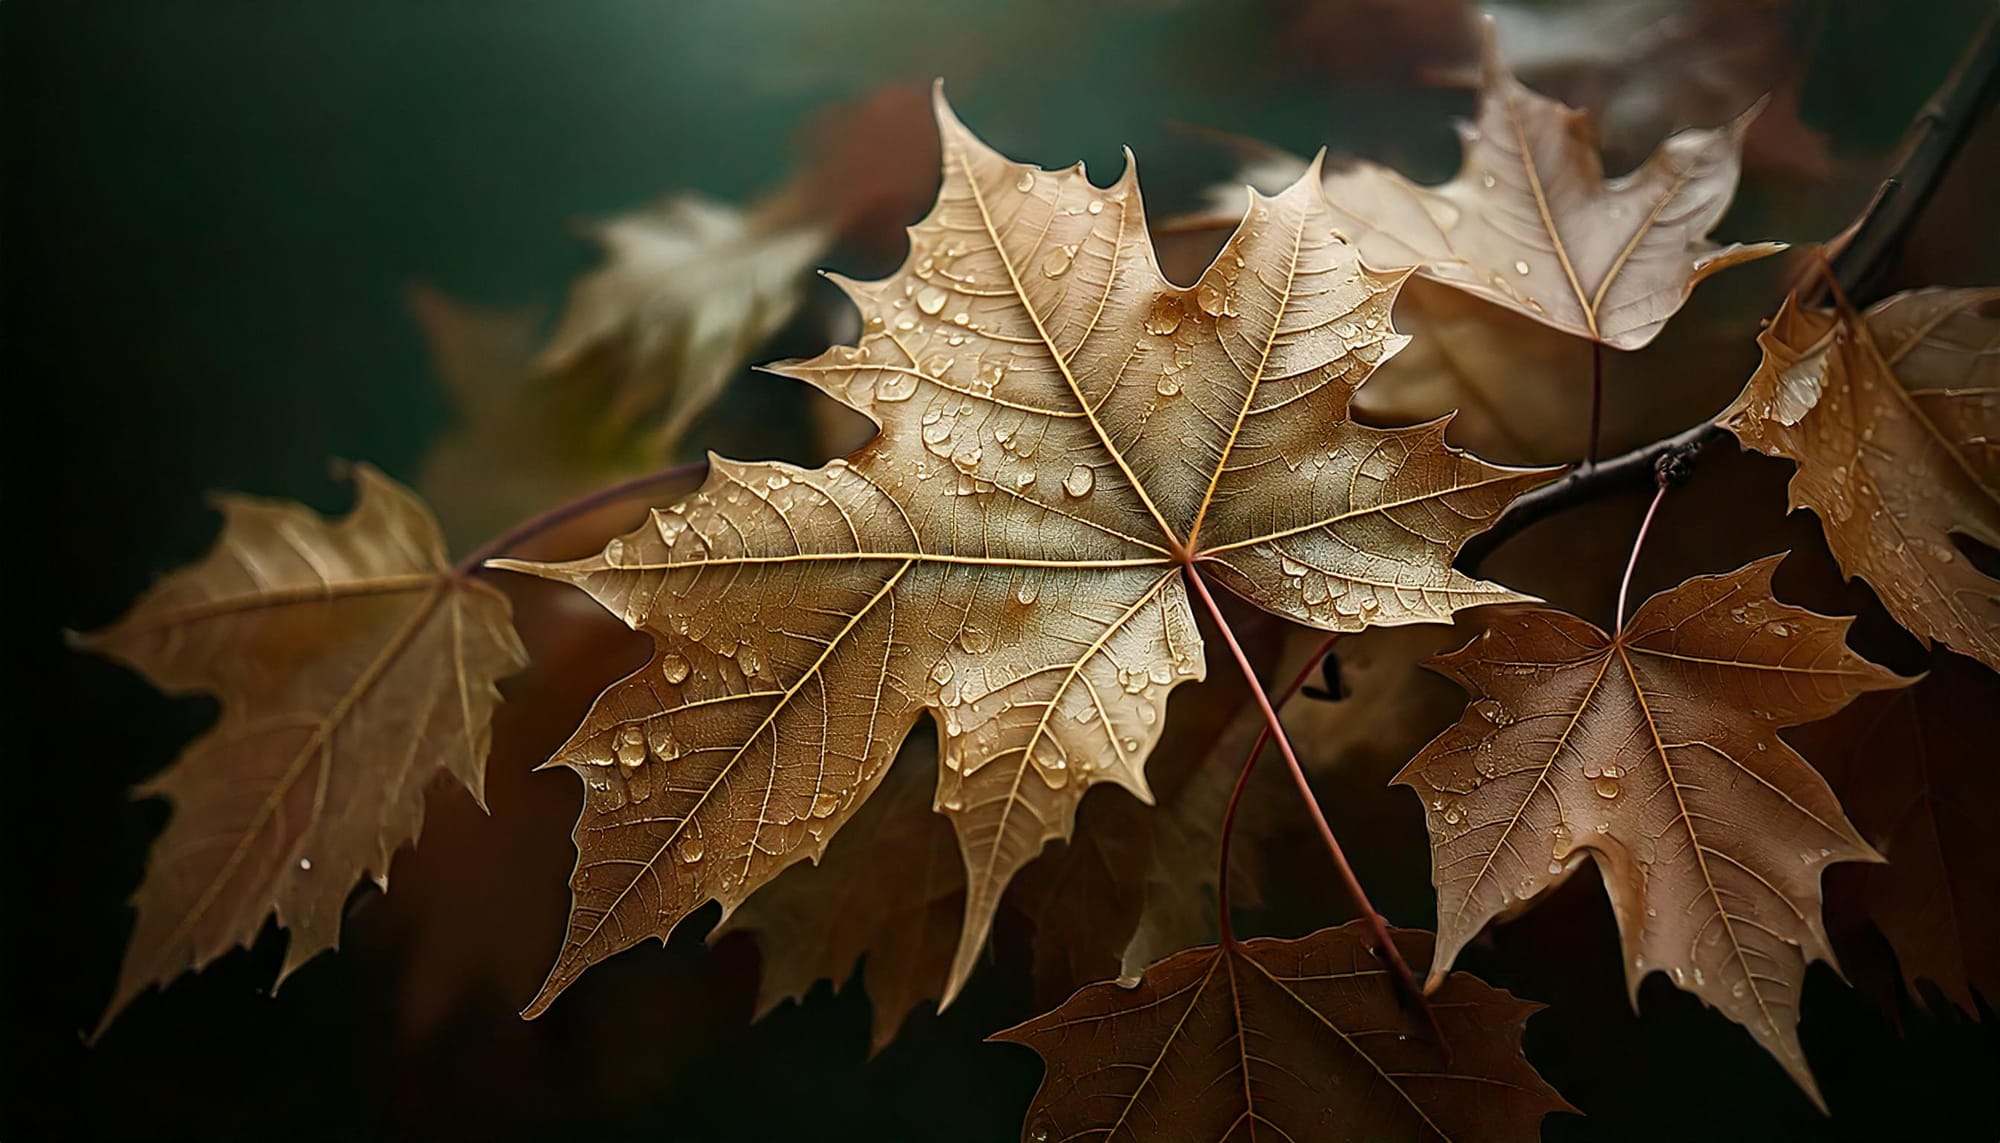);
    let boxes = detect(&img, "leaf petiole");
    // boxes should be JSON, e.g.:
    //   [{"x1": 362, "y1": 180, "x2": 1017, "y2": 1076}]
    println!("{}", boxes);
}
[{"x1": 1184, "y1": 565, "x2": 1439, "y2": 1040}]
